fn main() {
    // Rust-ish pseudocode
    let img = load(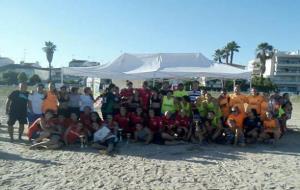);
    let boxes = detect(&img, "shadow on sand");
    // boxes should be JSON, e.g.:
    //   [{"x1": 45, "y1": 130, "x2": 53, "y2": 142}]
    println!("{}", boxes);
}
[{"x1": 0, "y1": 151, "x2": 63, "y2": 166}]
